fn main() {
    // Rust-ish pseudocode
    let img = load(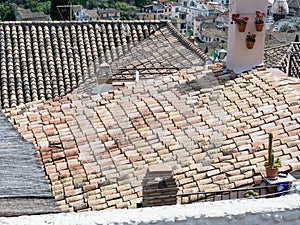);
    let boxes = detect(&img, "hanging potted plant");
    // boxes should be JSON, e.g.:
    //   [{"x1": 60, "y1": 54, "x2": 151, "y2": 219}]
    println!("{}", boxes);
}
[
  {"x1": 264, "y1": 133, "x2": 281, "y2": 179},
  {"x1": 231, "y1": 14, "x2": 249, "y2": 32},
  {"x1": 255, "y1": 10, "x2": 266, "y2": 32},
  {"x1": 246, "y1": 32, "x2": 256, "y2": 49}
]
